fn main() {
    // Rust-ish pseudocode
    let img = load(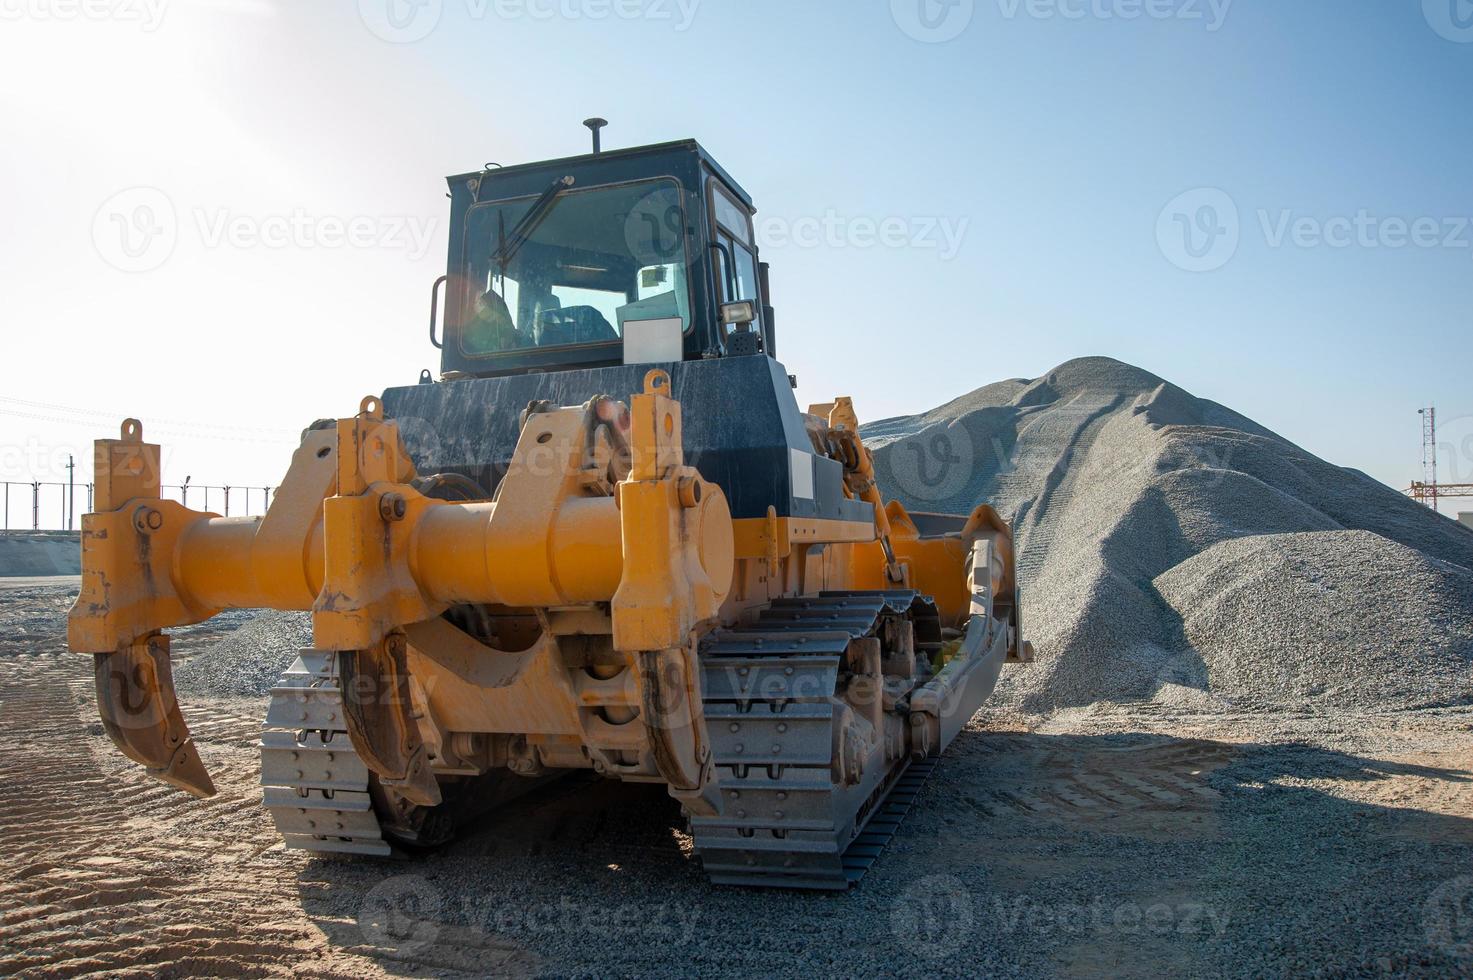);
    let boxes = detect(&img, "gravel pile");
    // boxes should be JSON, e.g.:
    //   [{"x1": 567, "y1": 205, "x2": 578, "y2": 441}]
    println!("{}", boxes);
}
[
  {"x1": 1156, "y1": 530, "x2": 1473, "y2": 711},
  {"x1": 867, "y1": 356, "x2": 1473, "y2": 713},
  {"x1": 173, "y1": 610, "x2": 312, "y2": 699}
]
